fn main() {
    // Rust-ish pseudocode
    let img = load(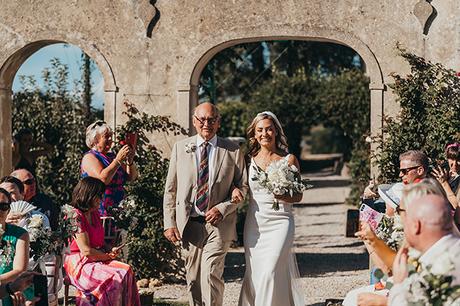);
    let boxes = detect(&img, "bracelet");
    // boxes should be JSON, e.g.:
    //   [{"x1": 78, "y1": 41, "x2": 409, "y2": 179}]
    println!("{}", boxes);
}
[
  {"x1": 5, "y1": 282, "x2": 14, "y2": 295},
  {"x1": 115, "y1": 159, "x2": 122, "y2": 167}
]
